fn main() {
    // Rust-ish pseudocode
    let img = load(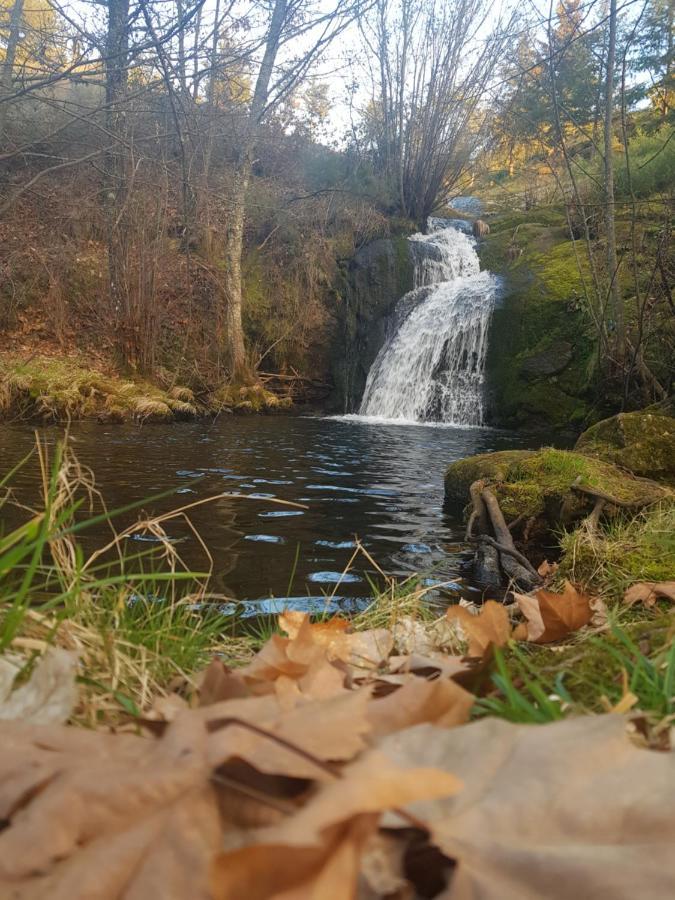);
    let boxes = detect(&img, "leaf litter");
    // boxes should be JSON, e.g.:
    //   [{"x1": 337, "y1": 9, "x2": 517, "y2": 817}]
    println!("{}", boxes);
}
[{"x1": 1, "y1": 604, "x2": 674, "y2": 898}]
